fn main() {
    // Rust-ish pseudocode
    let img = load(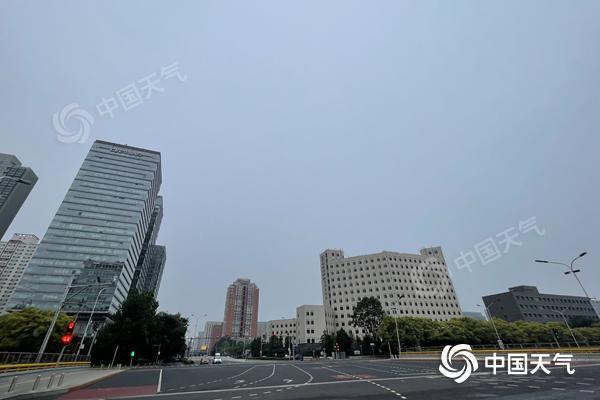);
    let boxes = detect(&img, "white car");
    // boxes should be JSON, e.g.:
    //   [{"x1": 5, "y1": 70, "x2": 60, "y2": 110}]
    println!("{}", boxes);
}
[{"x1": 213, "y1": 353, "x2": 222, "y2": 364}]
